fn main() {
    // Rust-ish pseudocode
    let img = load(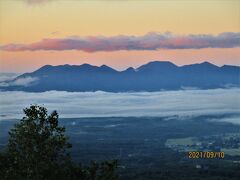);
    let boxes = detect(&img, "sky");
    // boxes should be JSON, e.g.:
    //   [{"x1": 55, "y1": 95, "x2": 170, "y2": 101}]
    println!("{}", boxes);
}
[{"x1": 0, "y1": 0, "x2": 239, "y2": 73}]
